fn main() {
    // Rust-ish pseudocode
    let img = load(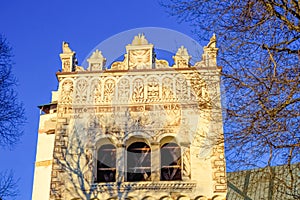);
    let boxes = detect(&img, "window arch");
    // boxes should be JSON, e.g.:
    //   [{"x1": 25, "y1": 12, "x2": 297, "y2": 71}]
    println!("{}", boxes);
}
[
  {"x1": 97, "y1": 144, "x2": 116, "y2": 182},
  {"x1": 160, "y1": 143, "x2": 181, "y2": 180},
  {"x1": 127, "y1": 142, "x2": 151, "y2": 181}
]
